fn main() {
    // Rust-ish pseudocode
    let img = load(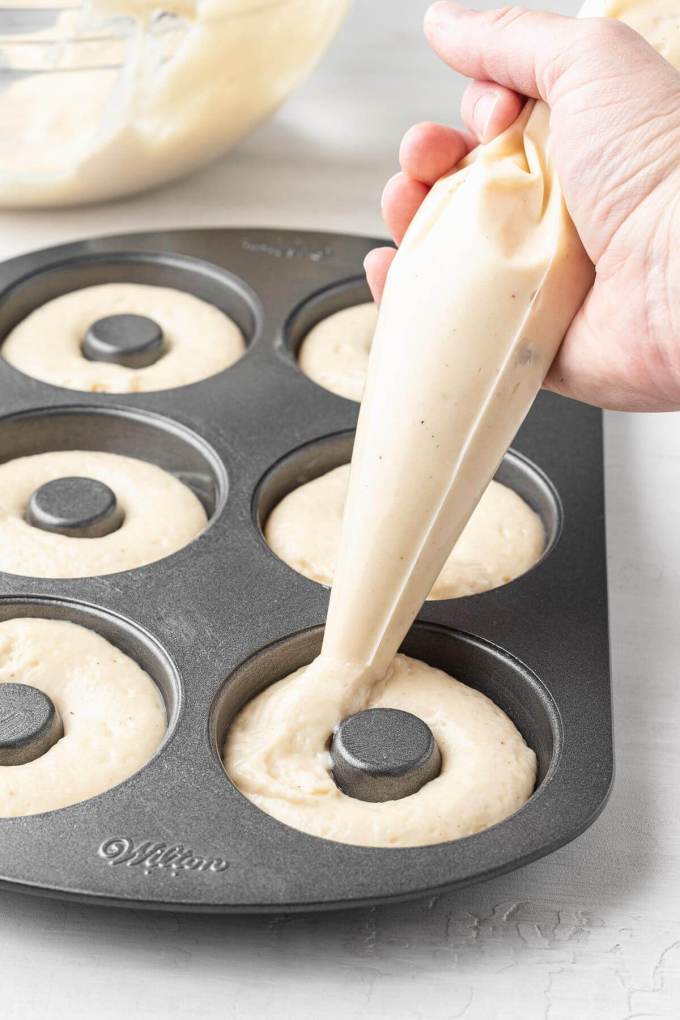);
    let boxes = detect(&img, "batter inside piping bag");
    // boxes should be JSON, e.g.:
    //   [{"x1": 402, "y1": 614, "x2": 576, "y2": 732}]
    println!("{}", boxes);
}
[{"x1": 224, "y1": 0, "x2": 672, "y2": 847}]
